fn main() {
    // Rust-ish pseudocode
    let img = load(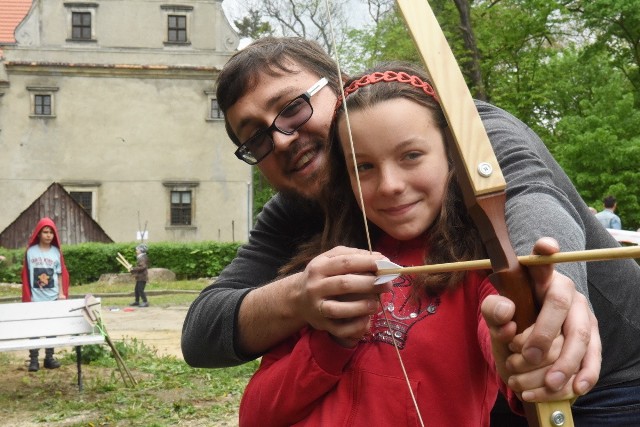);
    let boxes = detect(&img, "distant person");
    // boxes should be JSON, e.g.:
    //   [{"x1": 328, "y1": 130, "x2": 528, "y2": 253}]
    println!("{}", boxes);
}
[
  {"x1": 129, "y1": 244, "x2": 149, "y2": 307},
  {"x1": 589, "y1": 206, "x2": 597, "y2": 215},
  {"x1": 21, "y1": 217, "x2": 70, "y2": 372},
  {"x1": 595, "y1": 195, "x2": 622, "y2": 229}
]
